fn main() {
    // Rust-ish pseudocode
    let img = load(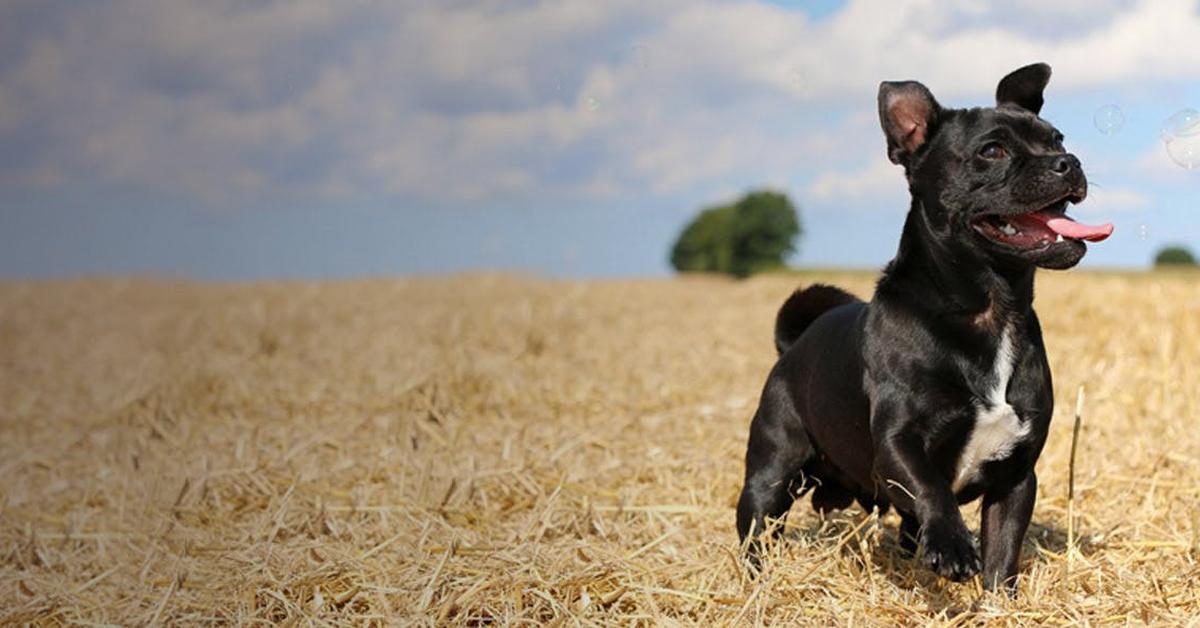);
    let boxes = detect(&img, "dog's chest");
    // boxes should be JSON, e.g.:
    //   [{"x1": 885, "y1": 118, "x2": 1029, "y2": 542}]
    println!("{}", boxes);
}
[{"x1": 952, "y1": 327, "x2": 1031, "y2": 492}]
